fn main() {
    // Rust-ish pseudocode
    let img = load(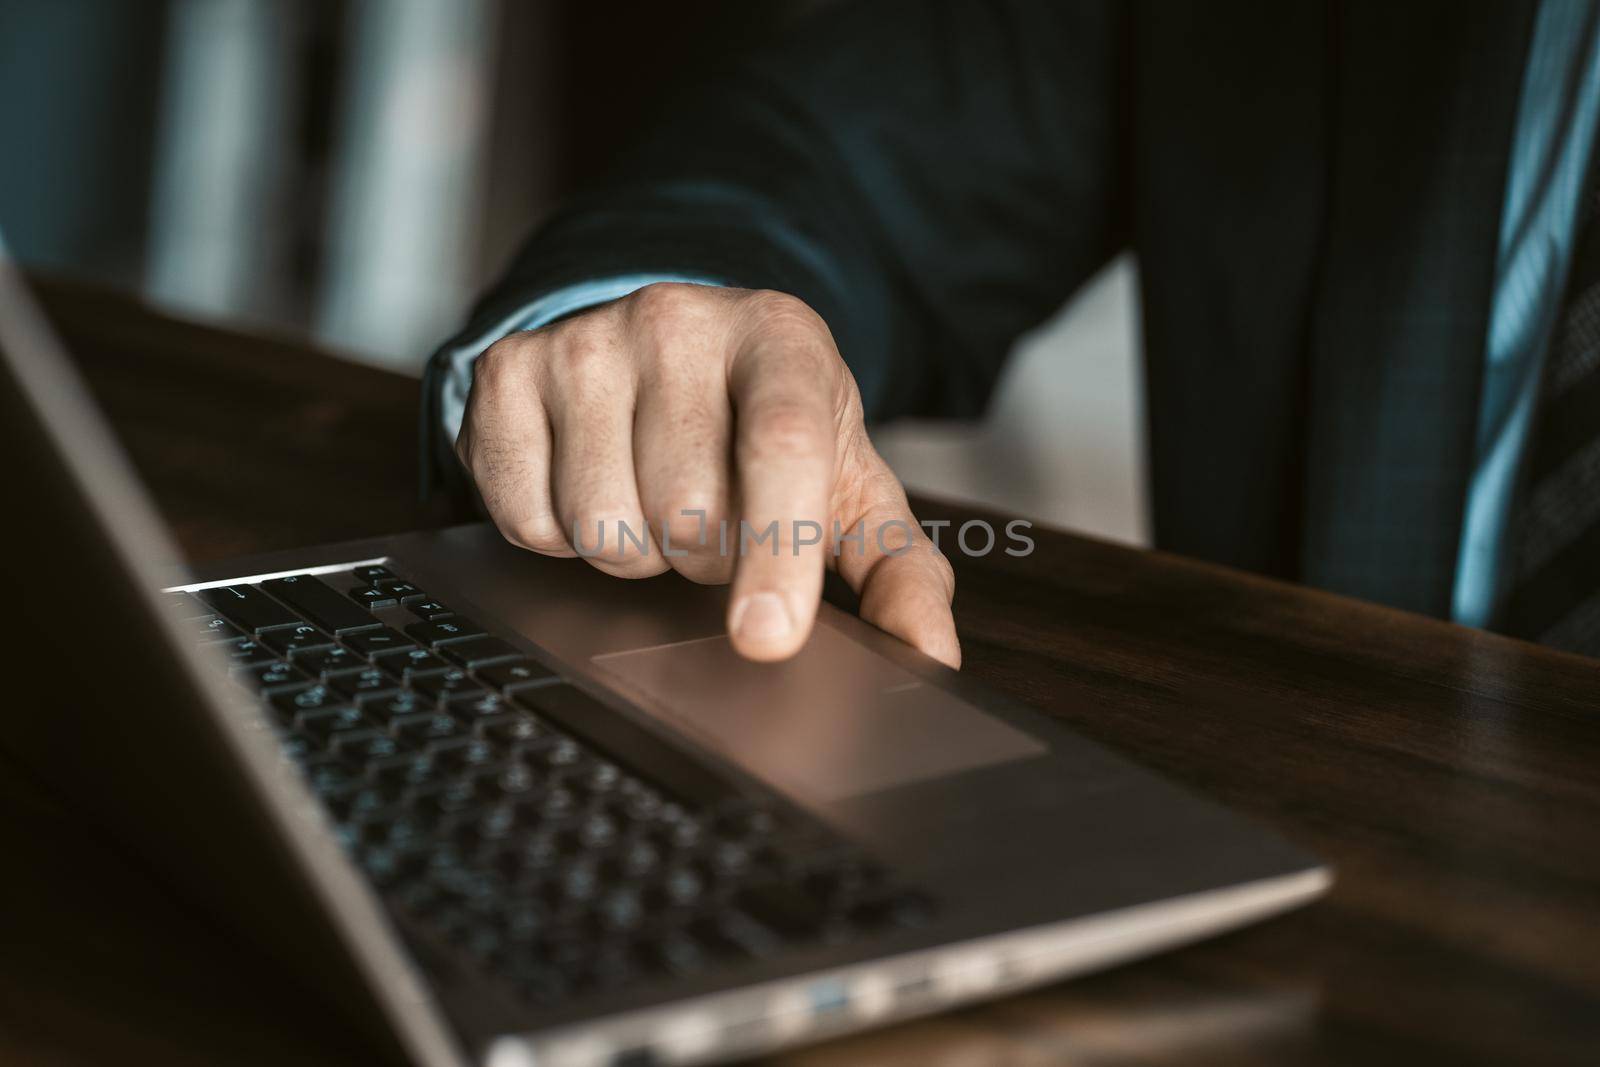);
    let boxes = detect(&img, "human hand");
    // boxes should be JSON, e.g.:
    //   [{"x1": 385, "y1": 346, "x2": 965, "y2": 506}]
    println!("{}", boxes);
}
[{"x1": 455, "y1": 283, "x2": 960, "y2": 667}]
